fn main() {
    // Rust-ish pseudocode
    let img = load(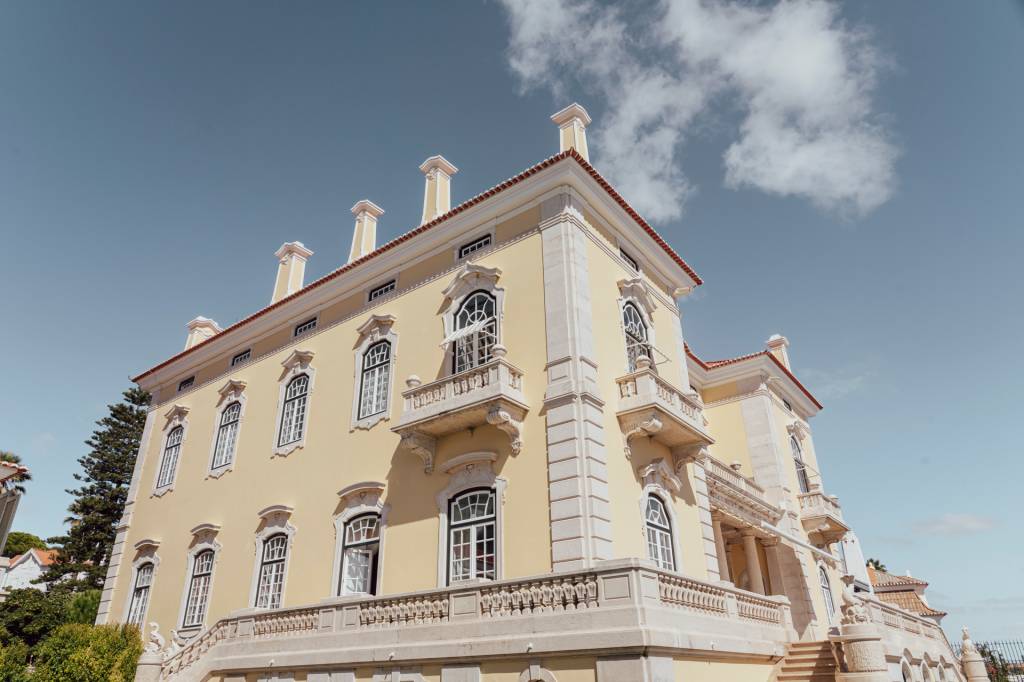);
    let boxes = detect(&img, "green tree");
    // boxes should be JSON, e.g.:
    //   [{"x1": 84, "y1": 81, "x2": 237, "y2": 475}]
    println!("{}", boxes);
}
[
  {"x1": 43, "y1": 388, "x2": 149, "y2": 592},
  {"x1": 866, "y1": 558, "x2": 887, "y2": 572},
  {"x1": 65, "y1": 590, "x2": 101, "y2": 625},
  {"x1": 32, "y1": 623, "x2": 142, "y2": 682},
  {"x1": 1, "y1": 532, "x2": 47, "y2": 558},
  {"x1": 0, "y1": 589, "x2": 69, "y2": 649},
  {"x1": 0, "y1": 453, "x2": 32, "y2": 496},
  {"x1": 978, "y1": 643, "x2": 1011, "y2": 682}
]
